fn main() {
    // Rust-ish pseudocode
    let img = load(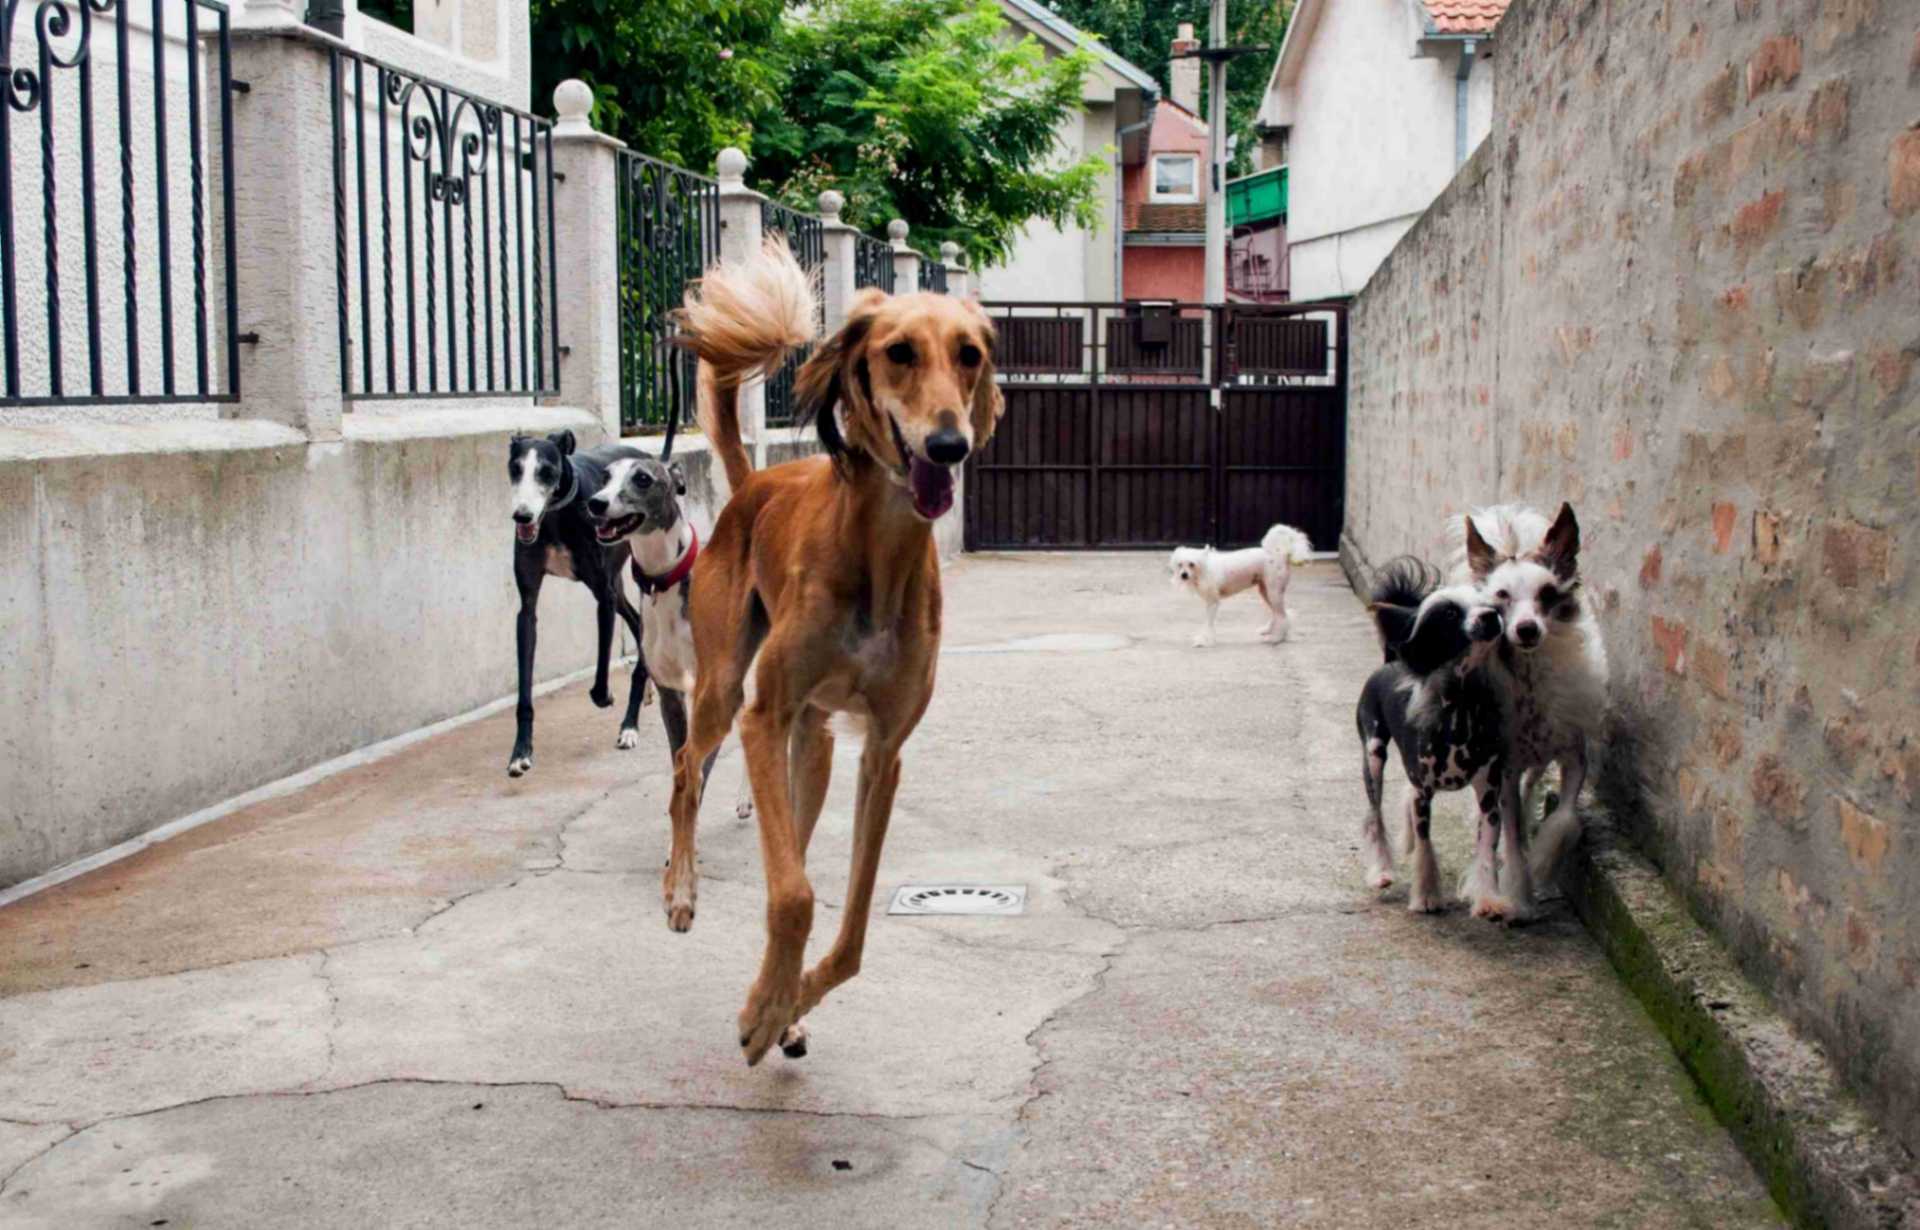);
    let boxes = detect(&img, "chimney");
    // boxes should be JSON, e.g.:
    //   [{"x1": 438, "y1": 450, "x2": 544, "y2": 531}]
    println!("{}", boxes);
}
[{"x1": 1170, "y1": 22, "x2": 1201, "y2": 116}]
